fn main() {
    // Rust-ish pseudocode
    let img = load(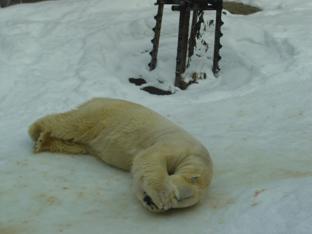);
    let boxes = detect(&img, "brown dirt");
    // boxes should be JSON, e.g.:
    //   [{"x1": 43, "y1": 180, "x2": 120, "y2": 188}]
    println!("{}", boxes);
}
[{"x1": 224, "y1": 1, "x2": 262, "y2": 15}]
